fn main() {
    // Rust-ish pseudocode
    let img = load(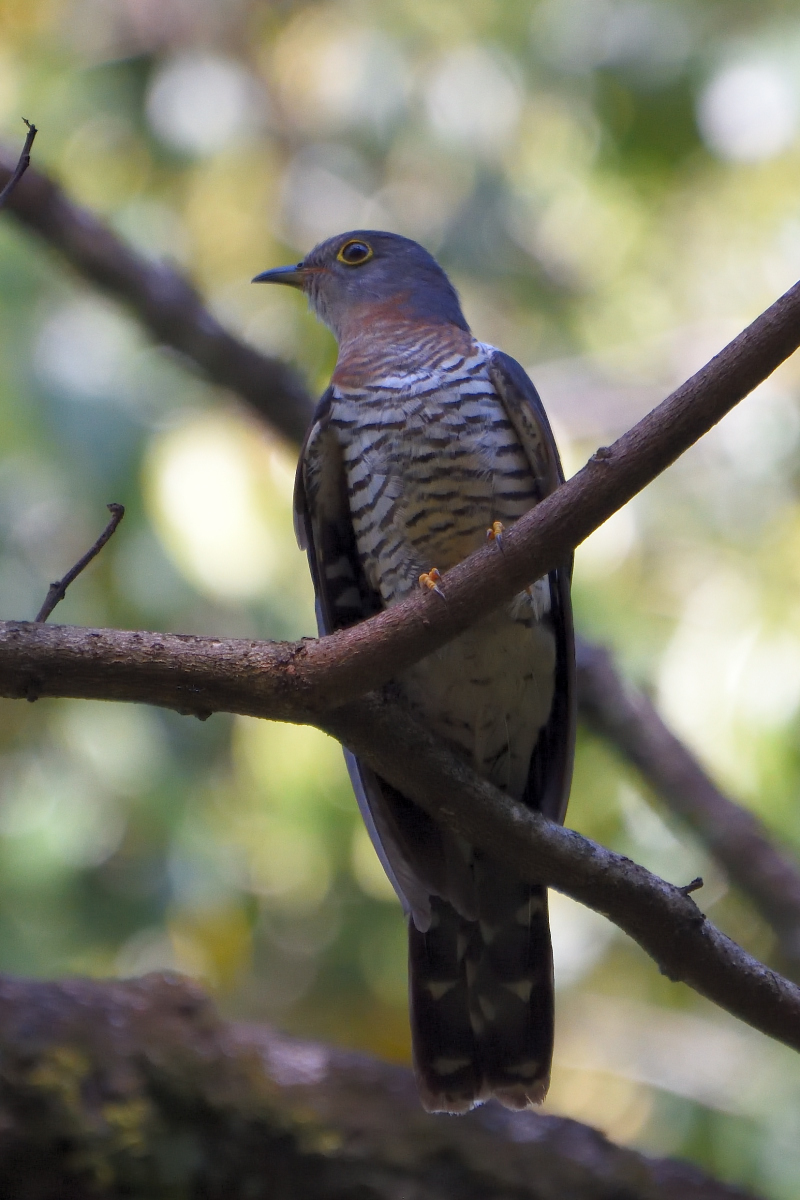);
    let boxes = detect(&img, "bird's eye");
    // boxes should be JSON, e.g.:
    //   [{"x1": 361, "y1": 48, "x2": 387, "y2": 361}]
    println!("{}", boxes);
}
[{"x1": 337, "y1": 239, "x2": 373, "y2": 266}]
